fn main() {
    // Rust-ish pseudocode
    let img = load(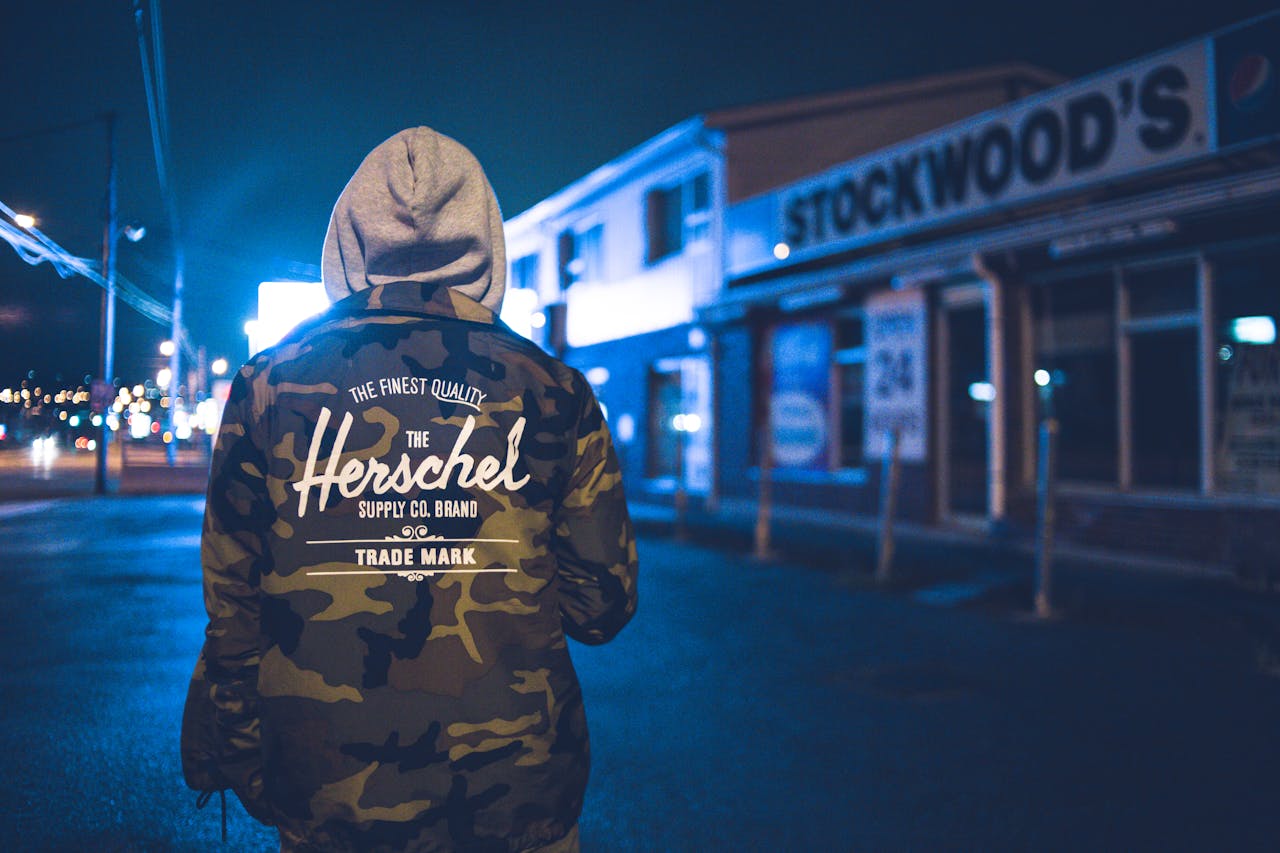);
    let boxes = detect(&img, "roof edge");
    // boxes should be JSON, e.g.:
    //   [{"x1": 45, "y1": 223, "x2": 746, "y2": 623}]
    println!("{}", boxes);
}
[
  {"x1": 705, "y1": 63, "x2": 1066, "y2": 131},
  {"x1": 506, "y1": 116, "x2": 717, "y2": 230}
]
